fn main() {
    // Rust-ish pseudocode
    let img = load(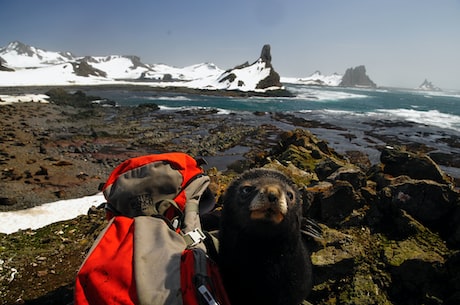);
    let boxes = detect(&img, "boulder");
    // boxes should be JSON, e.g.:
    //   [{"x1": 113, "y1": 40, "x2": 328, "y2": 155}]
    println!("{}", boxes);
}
[
  {"x1": 371, "y1": 152, "x2": 460, "y2": 247},
  {"x1": 317, "y1": 180, "x2": 365, "y2": 225},
  {"x1": 380, "y1": 146, "x2": 452, "y2": 185}
]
